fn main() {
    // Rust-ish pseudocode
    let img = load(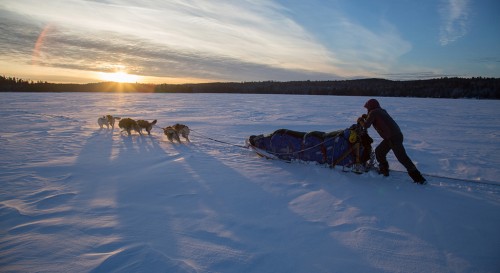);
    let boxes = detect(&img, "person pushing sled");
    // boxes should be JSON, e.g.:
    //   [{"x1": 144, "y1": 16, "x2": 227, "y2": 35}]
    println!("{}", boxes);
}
[
  {"x1": 357, "y1": 99, "x2": 426, "y2": 184},
  {"x1": 247, "y1": 98, "x2": 426, "y2": 184}
]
